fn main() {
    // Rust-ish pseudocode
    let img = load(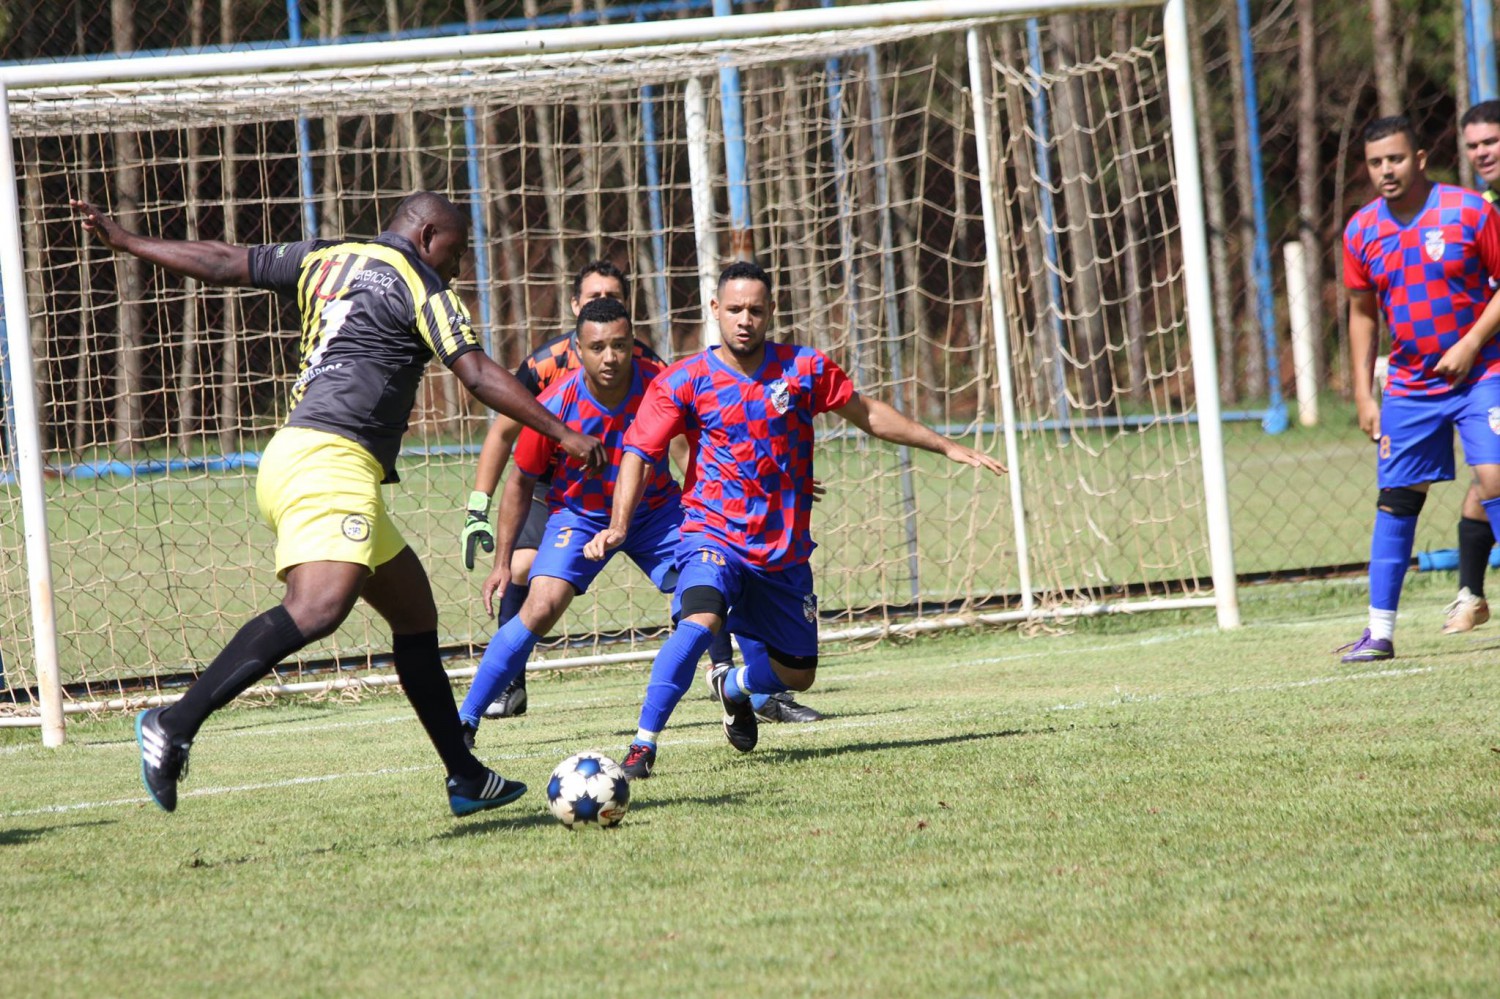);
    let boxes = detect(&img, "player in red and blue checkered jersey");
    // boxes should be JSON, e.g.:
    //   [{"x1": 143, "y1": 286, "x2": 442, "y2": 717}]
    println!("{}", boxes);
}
[
  {"x1": 1440, "y1": 100, "x2": 1500, "y2": 636},
  {"x1": 1338, "y1": 115, "x2": 1500, "y2": 664},
  {"x1": 513, "y1": 351, "x2": 678, "y2": 521},
  {"x1": 584, "y1": 261, "x2": 1007, "y2": 778},
  {"x1": 458, "y1": 297, "x2": 688, "y2": 732}
]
